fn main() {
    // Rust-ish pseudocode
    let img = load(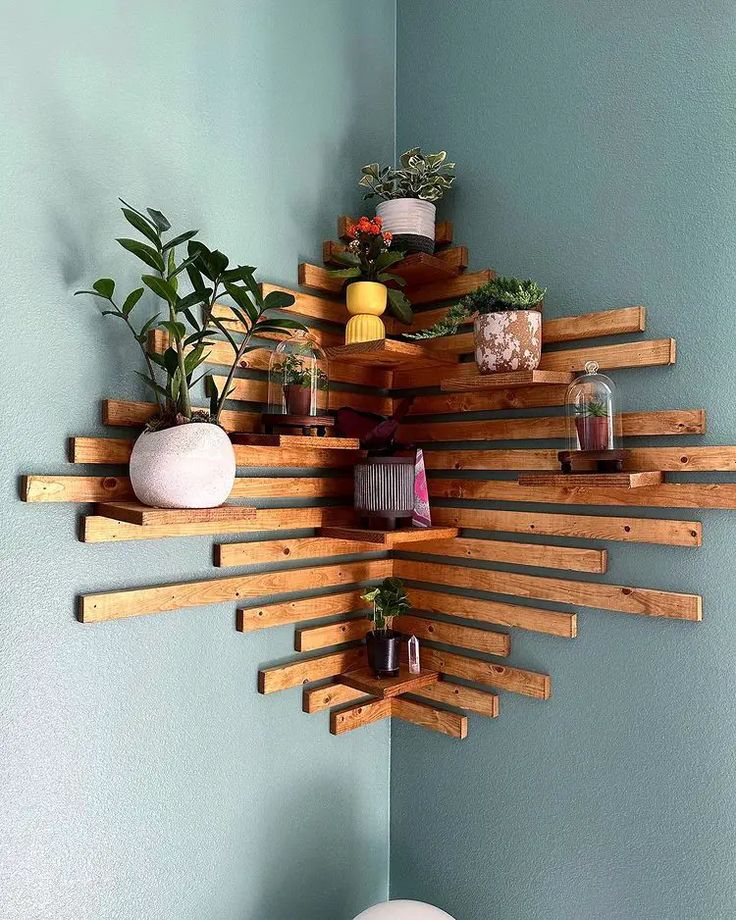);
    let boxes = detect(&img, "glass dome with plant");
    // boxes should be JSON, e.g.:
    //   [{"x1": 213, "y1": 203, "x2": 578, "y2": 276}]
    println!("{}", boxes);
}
[{"x1": 267, "y1": 333, "x2": 329, "y2": 417}]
